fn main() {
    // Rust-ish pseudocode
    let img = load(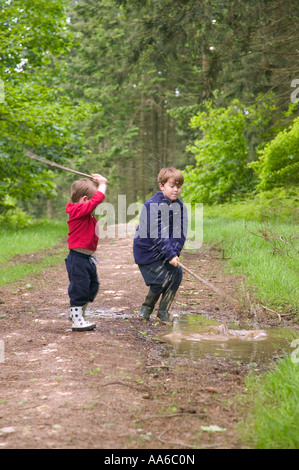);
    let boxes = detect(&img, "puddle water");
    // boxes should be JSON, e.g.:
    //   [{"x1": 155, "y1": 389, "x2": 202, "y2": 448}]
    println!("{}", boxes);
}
[
  {"x1": 160, "y1": 313, "x2": 297, "y2": 365},
  {"x1": 89, "y1": 307, "x2": 130, "y2": 319},
  {"x1": 60, "y1": 307, "x2": 131, "y2": 320}
]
